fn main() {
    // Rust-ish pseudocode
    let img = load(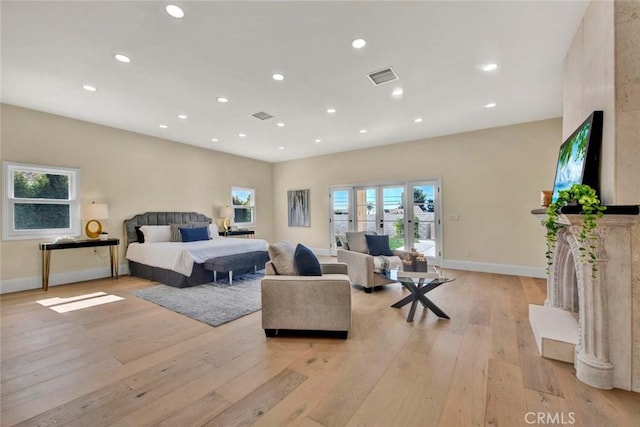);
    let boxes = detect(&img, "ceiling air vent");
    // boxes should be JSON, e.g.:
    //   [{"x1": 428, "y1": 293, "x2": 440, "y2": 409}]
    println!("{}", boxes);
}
[
  {"x1": 251, "y1": 111, "x2": 273, "y2": 120},
  {"x1": 367, "y1": 67, "x2": 398, "y2": 85}
]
